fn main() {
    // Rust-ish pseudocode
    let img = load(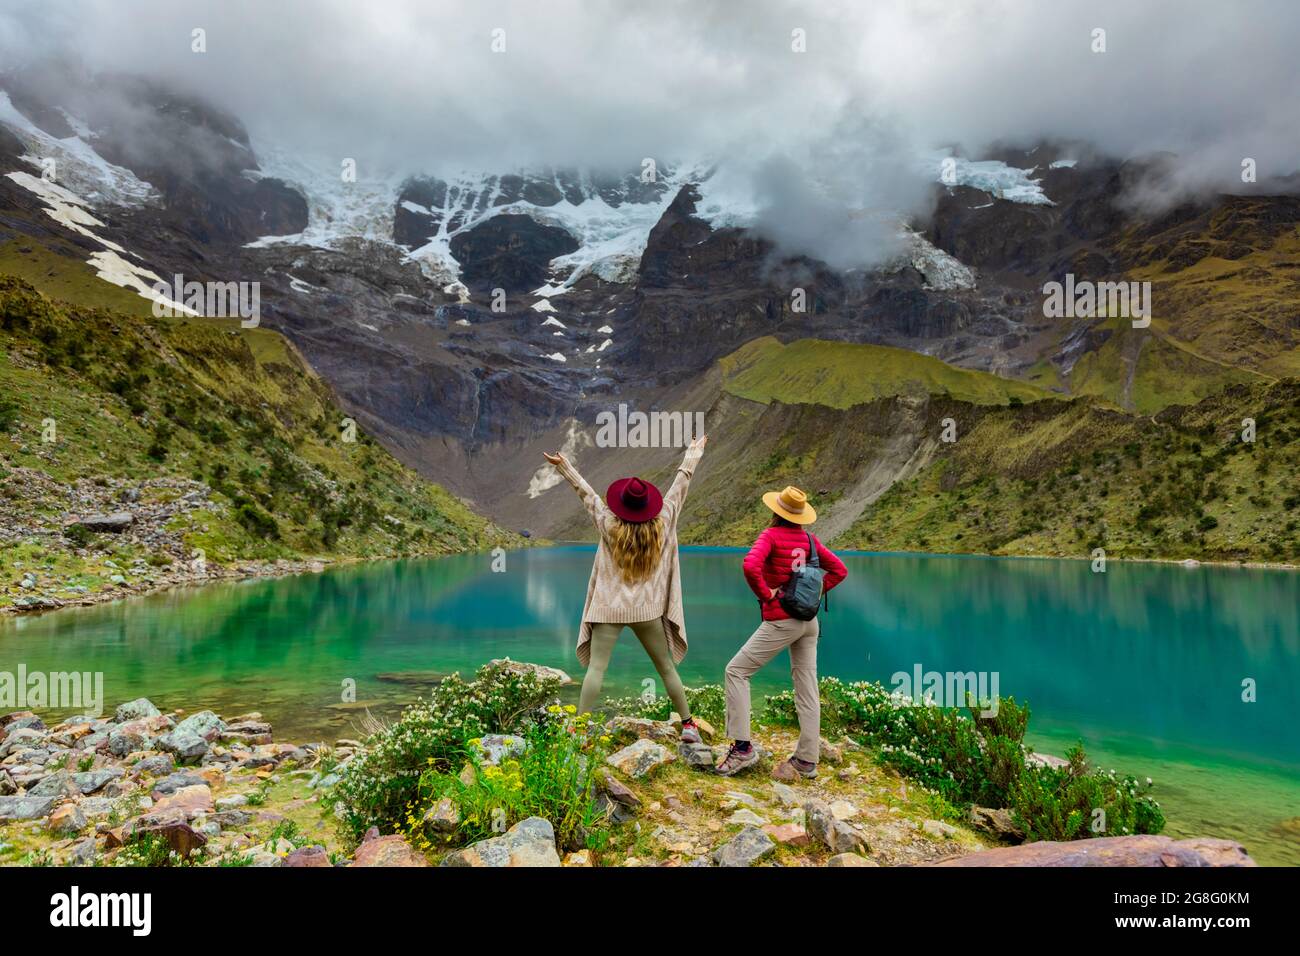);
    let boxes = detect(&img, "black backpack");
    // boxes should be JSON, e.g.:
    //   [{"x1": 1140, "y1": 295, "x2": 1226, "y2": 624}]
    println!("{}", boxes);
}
[{"x1": 778, "y1": 530, "x2": 827, "y2": 621}]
